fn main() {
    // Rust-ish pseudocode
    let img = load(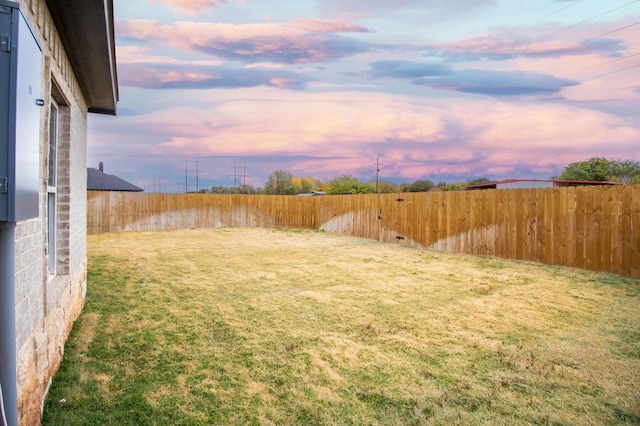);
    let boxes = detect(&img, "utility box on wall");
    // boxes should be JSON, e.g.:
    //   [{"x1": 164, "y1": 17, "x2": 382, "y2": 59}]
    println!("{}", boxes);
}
[{"x1": 0, "y1": 0, "x2": 42, "y2": 222}]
